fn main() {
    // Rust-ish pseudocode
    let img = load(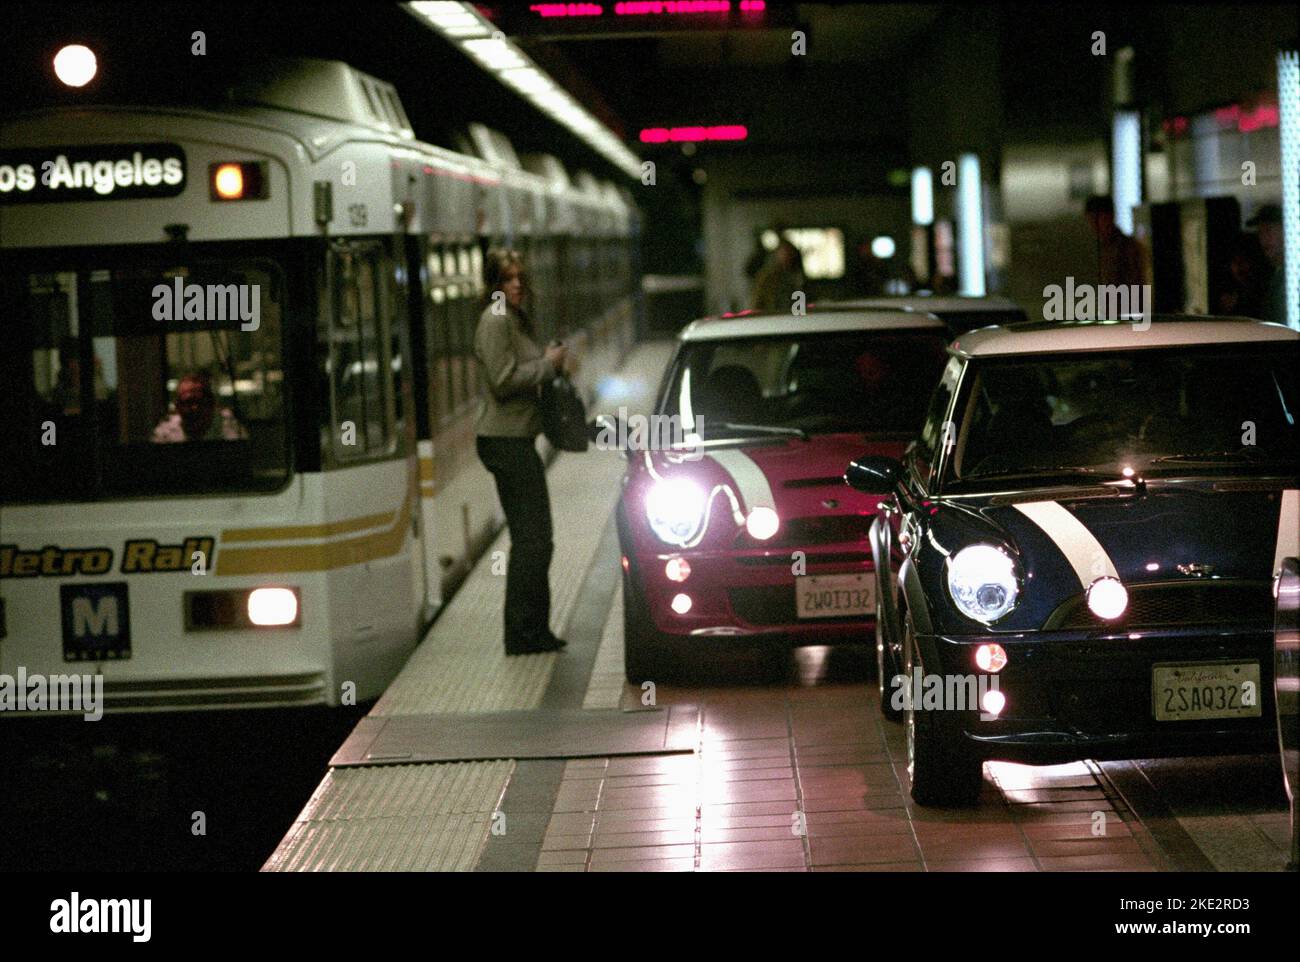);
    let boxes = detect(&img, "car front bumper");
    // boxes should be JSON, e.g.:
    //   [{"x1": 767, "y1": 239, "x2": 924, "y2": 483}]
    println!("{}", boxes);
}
[
  {"x1": 921, "y1": 625, "x2": 1278, "y2": 764},
  {"x1": 629, "y1": 544, "x2": 877, "y2": 644}
]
